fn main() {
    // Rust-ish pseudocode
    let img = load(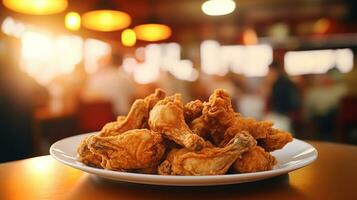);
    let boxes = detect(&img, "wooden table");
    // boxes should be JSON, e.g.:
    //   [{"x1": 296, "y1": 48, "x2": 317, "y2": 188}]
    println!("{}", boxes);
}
[{"x1": 1, "y1": 141, "x2": 356, "y2": 200}]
